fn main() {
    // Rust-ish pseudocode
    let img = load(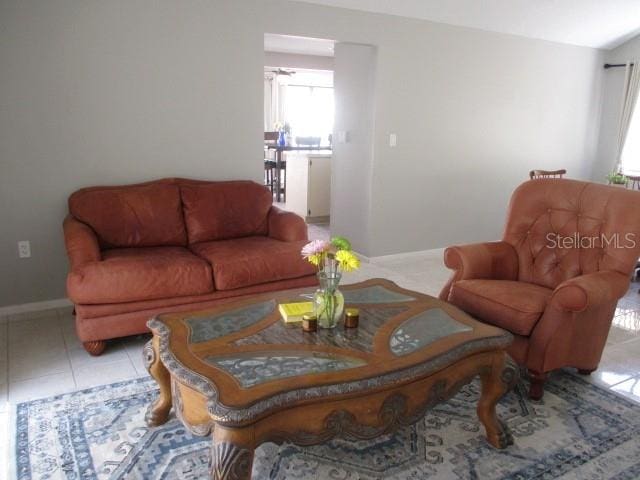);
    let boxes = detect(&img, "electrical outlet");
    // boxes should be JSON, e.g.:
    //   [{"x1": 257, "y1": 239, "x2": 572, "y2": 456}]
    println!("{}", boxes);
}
[{"x1": 18, "y1": 240, "x2": 31, "y2": 258}]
